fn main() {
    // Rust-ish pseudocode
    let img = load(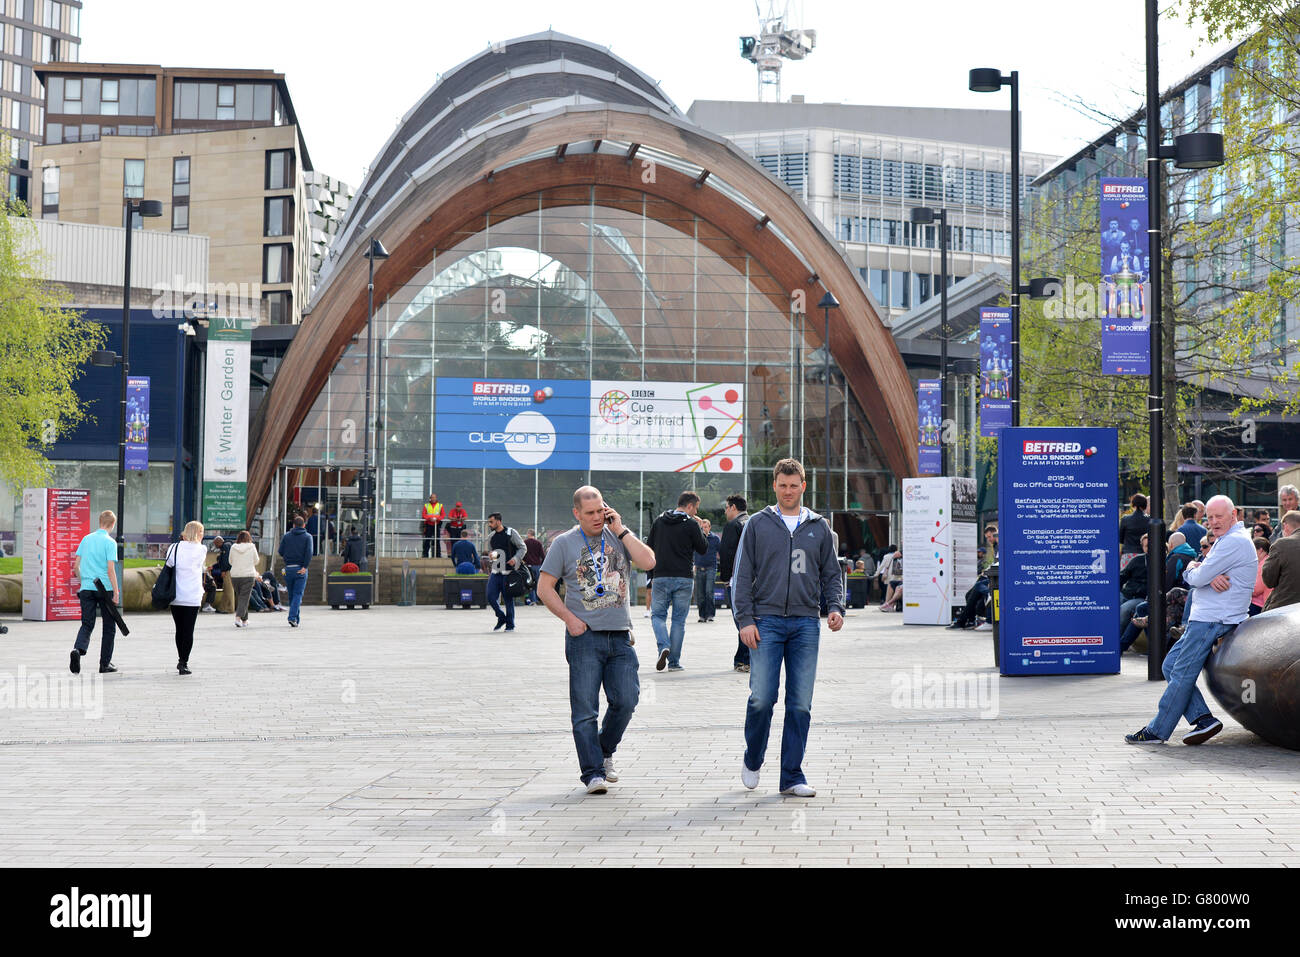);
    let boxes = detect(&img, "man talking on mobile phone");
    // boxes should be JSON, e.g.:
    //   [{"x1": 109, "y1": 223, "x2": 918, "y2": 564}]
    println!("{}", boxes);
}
[
  {"x1": 537, "y1": 486, "x2": 656, "y2": 794},
  {"x1": 732, "y1": 458, "x2": 844, "y2": 797}
]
